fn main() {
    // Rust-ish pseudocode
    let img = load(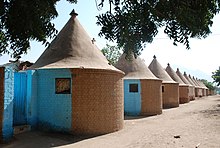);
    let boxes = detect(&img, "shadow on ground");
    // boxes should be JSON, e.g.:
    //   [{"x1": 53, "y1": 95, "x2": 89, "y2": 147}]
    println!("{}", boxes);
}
[
  {"x1": 199, "y1": 103, "x2": 220, "y2": 119},
  {"x1": 124, "y1": 114, "x2": 161, "y2": 120},
  {"x1": 0, "y1": 131, "x2": 98, "y2": 148}
]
